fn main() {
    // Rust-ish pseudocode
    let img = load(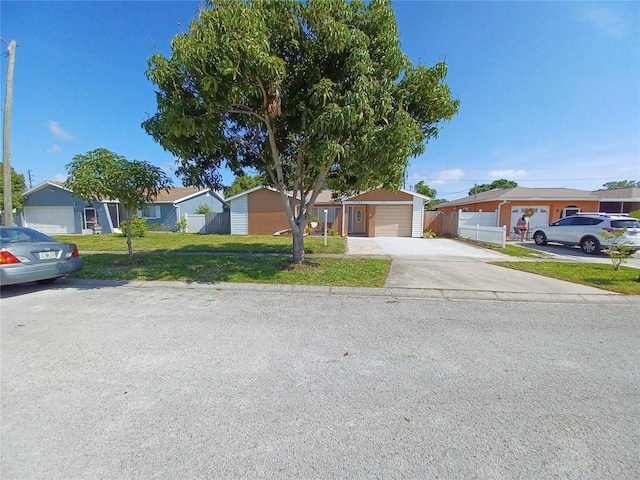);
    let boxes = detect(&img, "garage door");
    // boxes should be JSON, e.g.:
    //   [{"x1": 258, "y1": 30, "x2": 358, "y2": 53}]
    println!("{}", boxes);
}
[
  {"x1": 375, "y1": 205, "x2": 412, "y2": 237},
  {"x1": 24, "y1": 206, "x2": 76, "y2": 234}
]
